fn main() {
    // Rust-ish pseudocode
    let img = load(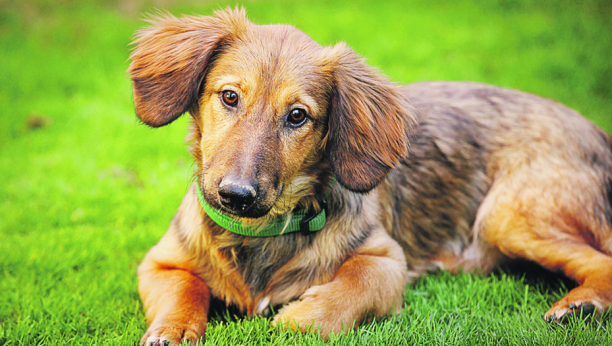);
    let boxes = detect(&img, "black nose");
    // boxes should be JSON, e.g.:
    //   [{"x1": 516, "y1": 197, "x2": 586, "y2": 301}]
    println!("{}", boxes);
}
[{"x1": 218, "y1": 181, "x2": 257, "y2": 212}]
